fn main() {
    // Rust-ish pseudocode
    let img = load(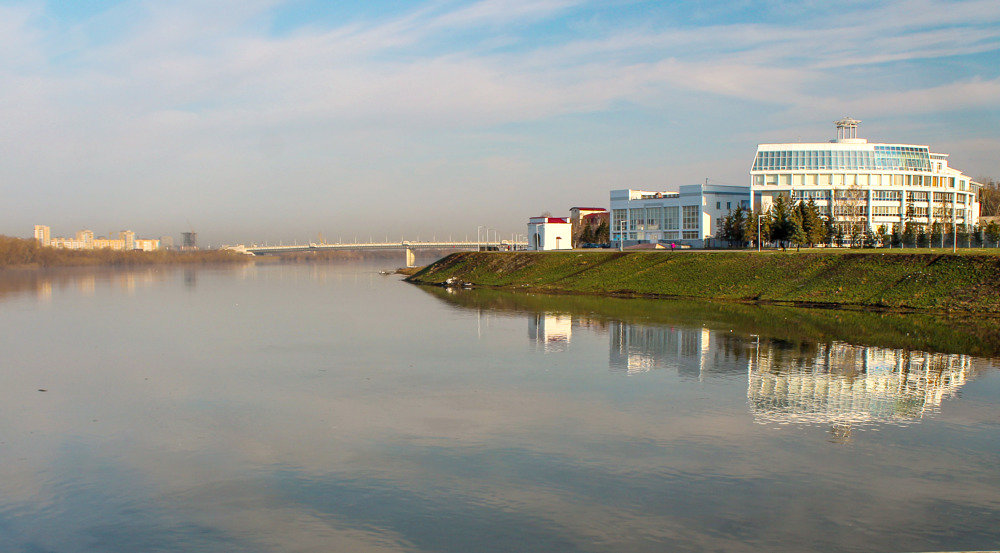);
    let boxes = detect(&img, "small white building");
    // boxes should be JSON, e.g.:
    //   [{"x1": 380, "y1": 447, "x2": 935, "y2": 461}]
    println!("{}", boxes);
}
[{"x1": 527, "y1": 217, "x2": 573, "y2": 250}]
